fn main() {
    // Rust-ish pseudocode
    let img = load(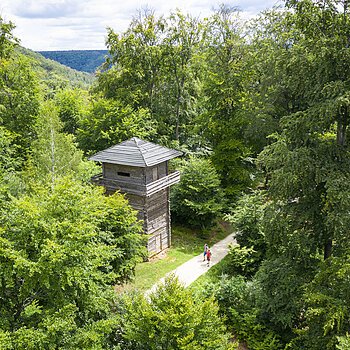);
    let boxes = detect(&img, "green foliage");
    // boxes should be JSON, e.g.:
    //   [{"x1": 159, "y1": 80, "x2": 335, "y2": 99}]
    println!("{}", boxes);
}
[
  {"x1": 4, "y1": 2, "x2": 350, "y2": 347},
  {"x1": 26, "y1": 101, "x2": 88, "y2": 185},
  {"x1": 202, "y1": 5, "x2": 254, "y2": 197},
  {"x1": 0, "y1": 126, "x2": 24, "y2": 202},
  {"x1": 115, "y1": 275, "x2": 233, "y2": 349},
  {"x1": 0, "y1": 17, "x2": 18, "y2": 59},
  {"x1": 0, "y1": 126, "x2": 20, "y2": 173},
  {"x1": 159, "y1": 11, "x2": 205, "y2": 143},
  {"x1": 54, "y1": 88, "x2": 89, "y2": 135},
  {"x1": 249, "y1": 1, "x2": 350, "y2": 346},
  {"x1": 171, "y1": 157, "x2": 224, "y2": 228},
  {"x1": 100, "y1": 9, "x2": 205, "y2": 145},
  {"x1": 337, "y1": 334, "x2": 350, "y2": 350},
  {"x1": 0, "y1": 52, "x2": 40, "y2": 153},
  {"x1": 225, "y1": 191, "x2": 267, "y2": 276},
  {"x1": 198, "y1": 275, "x2": 282, "y2": 350},
  {"x1": 255, "y1": 256, "x2": 316, "y2": 336},
  {"x1": 0, "y1": 177, "x2": 145, "y2": 348},
  {"x1": 227, "y1": 191, "x2": 267, "y2": 248},
  {"x1": 19, "y1": 47, "x2": 94, "y2": 91},
  {"x1": 285, "y1": 256, "x2": 350, "y2": 349},
  {"x1": 77, "y1": 98, "x2": 156, "y2": 154},
  {"x1": 102, "y1": 11, "x2": 166, "y2": 109},
  {"x1": 225, "y1": 244, "x2": 259, "y2": 277}
]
